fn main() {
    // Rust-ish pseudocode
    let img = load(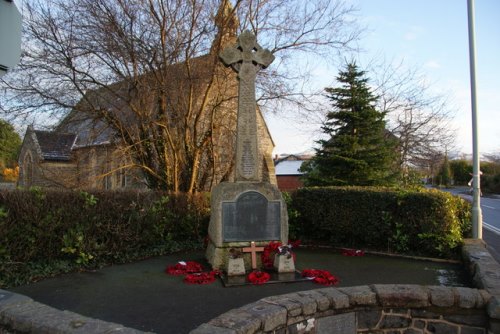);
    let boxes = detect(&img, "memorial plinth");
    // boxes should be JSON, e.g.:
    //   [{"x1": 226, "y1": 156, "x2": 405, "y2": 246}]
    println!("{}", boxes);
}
[{"x1": 206, "y1": 182, "x2": 288, "y2": 270}]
